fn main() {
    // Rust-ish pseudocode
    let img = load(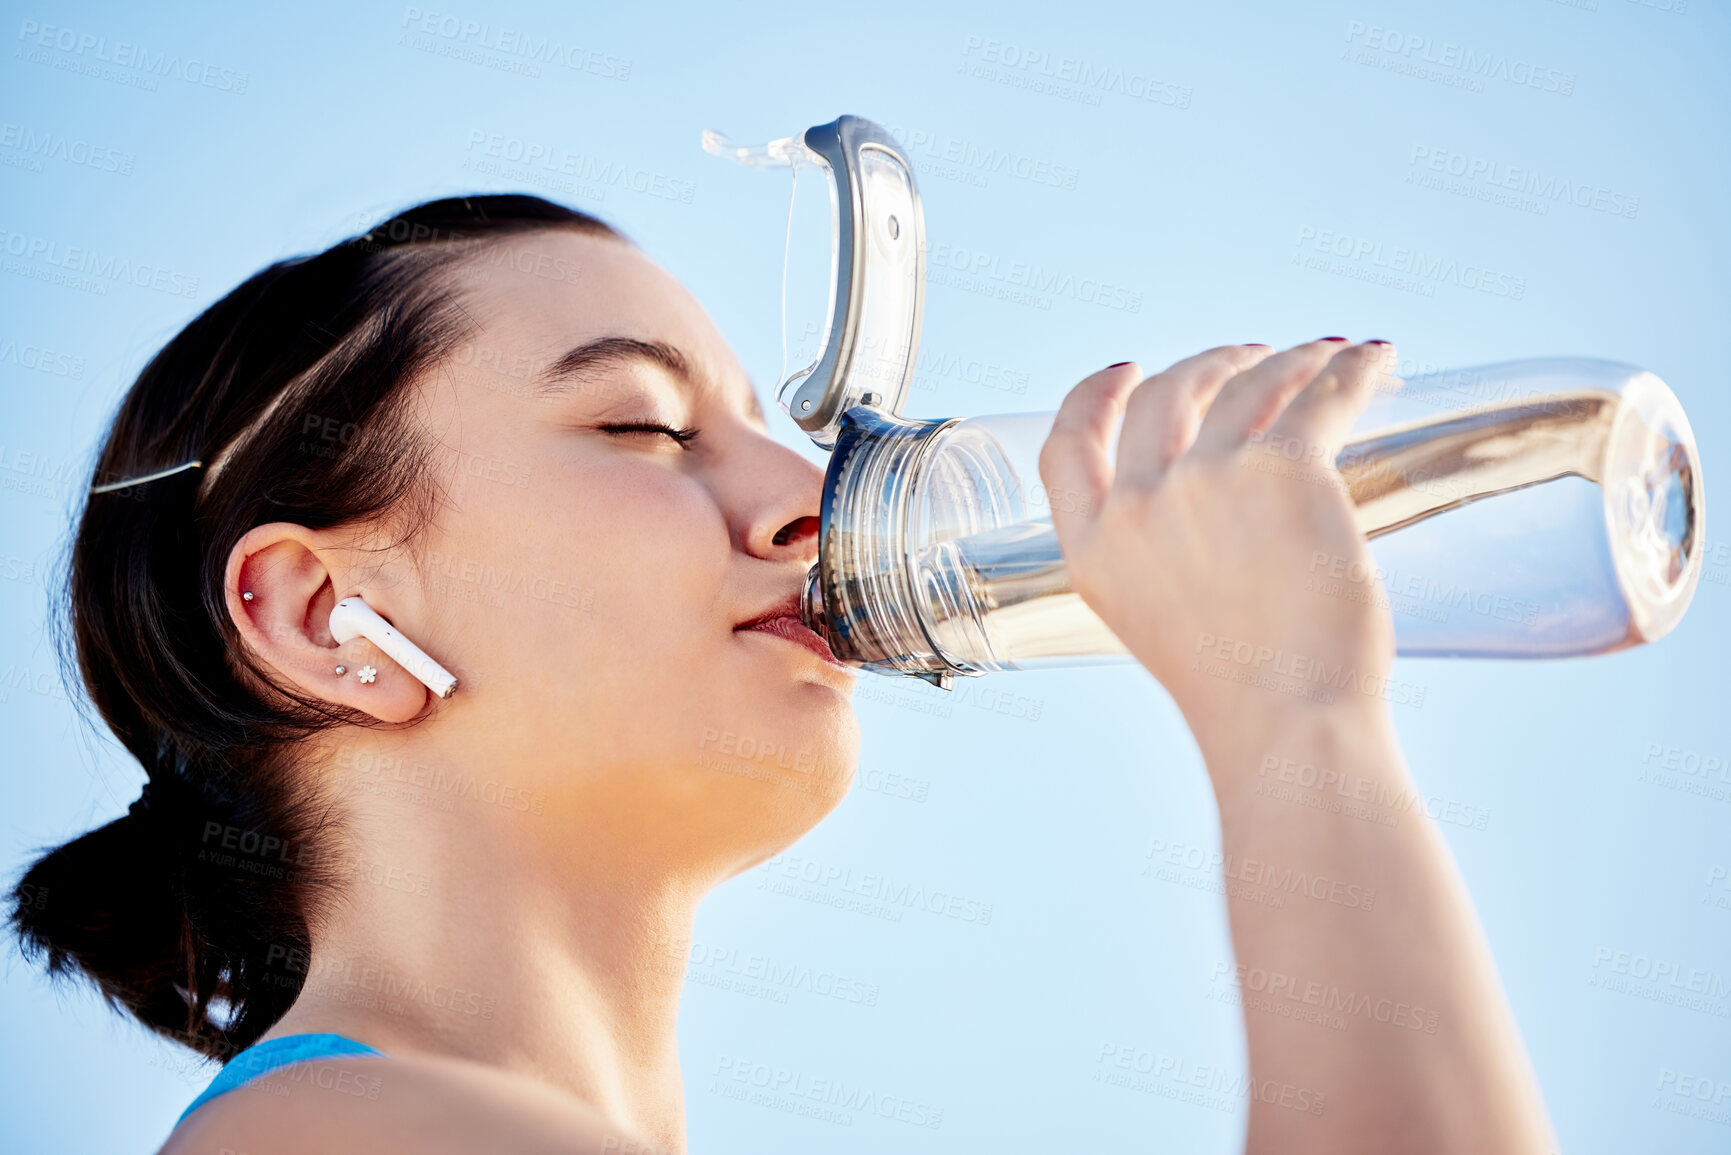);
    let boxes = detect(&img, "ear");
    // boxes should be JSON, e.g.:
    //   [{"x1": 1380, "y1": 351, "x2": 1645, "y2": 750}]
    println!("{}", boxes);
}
[{"x1": 223, "y1": 523, "x2": 429, "y2": 724}]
